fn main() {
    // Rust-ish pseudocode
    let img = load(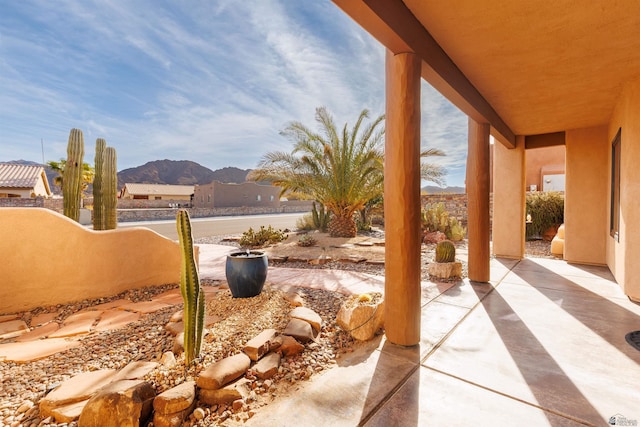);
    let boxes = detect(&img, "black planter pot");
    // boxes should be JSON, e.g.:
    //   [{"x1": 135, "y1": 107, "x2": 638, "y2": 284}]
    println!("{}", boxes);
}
[{"x1": 225, "y1": 251, "x2": 268, "y2": 298}]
